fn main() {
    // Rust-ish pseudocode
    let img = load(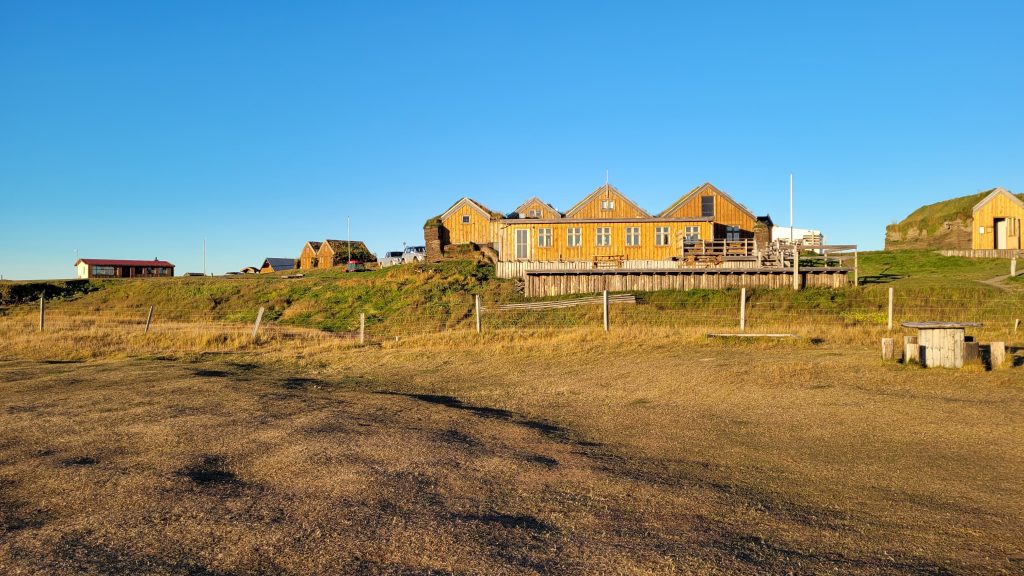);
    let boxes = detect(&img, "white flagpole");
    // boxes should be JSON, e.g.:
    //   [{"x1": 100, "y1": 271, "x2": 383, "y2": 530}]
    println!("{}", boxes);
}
[{"x1": 789, "y1": 173, "x2": 794, "y2": 244}]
